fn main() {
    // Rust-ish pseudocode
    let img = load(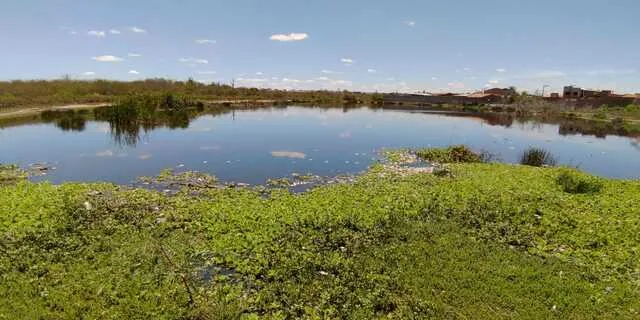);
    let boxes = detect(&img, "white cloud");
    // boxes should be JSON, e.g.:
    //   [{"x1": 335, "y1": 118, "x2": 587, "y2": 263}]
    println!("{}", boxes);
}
[
  {"x1": 316, "y1": 76, "x2": 330, "y2": 81},
  {"x1": 488, "y1": 79, "x2": 500, "y2": 85},
  {"x1": 282, "y1": 78, "x2": 301, "y2": 83},
  {"x1": 321, "y1": 69, "x2": 342, "y2": 74},
  {"x1": 197, "y1": 71, "x2": 217, "y2": 75},
  {"x1": 255, "y1": 72, "x2": 264, "y2": 76},
  {"x1": 128, "y1": 70, "x2": 140, "y2": 75},
  {"x1": 496, "y1": 68, "x2": 507, "y2": 73},
  {"x1": 88, "y1": 30, "x2": 106, "y2": 37},
  {"x1": 269, "y1": 33, "x2": 309, "y2": 42},
  {"x1": 367, "y1": 69, "x2": 377, "y2": 73},
  {"x1": 129, "y1": 26, "x2": 147, "y2": 34},
  {"x1": 238, "y1": 78, "x2": 268, "y2": 83},
  {"x1": 386, "y1": 77, "x2": 396, "y2": 81},
  {"x1": 404, "y1": 21, "x2": 416, "y2": 27},
  {"x1": 333, "y1": 79, "x2": 353, "y2": 86},
  {"x1": 196, "y1": 39, "x2": 216, "y2": 44},
  {"x1": 431, "y1": 77, "x2": 438, "y2": 80},
  {"x1": 109, "y1": 29, "x2": 121, "y2": 34},
  {"x1": 463, "y1": 67, "x2": 471, "y2": 72},
  {"x1": 81, "y1": 71, "x2": 95, "y2": 76},
  {"x1": 271, "y1": 77, "x2": 279, "y2": 80},
  {"x1": 341, "y1": 58, "x2": 355, "y2": 65},
  {"x1": 92, "y1": 55, "x2": 123, "y2": 62},
  {"x1": 447, "y1": 82, "x2": 465, "y2": 89},
  {"x1": 178, "y1": 57, "x2": 209, "y2": 64}
]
